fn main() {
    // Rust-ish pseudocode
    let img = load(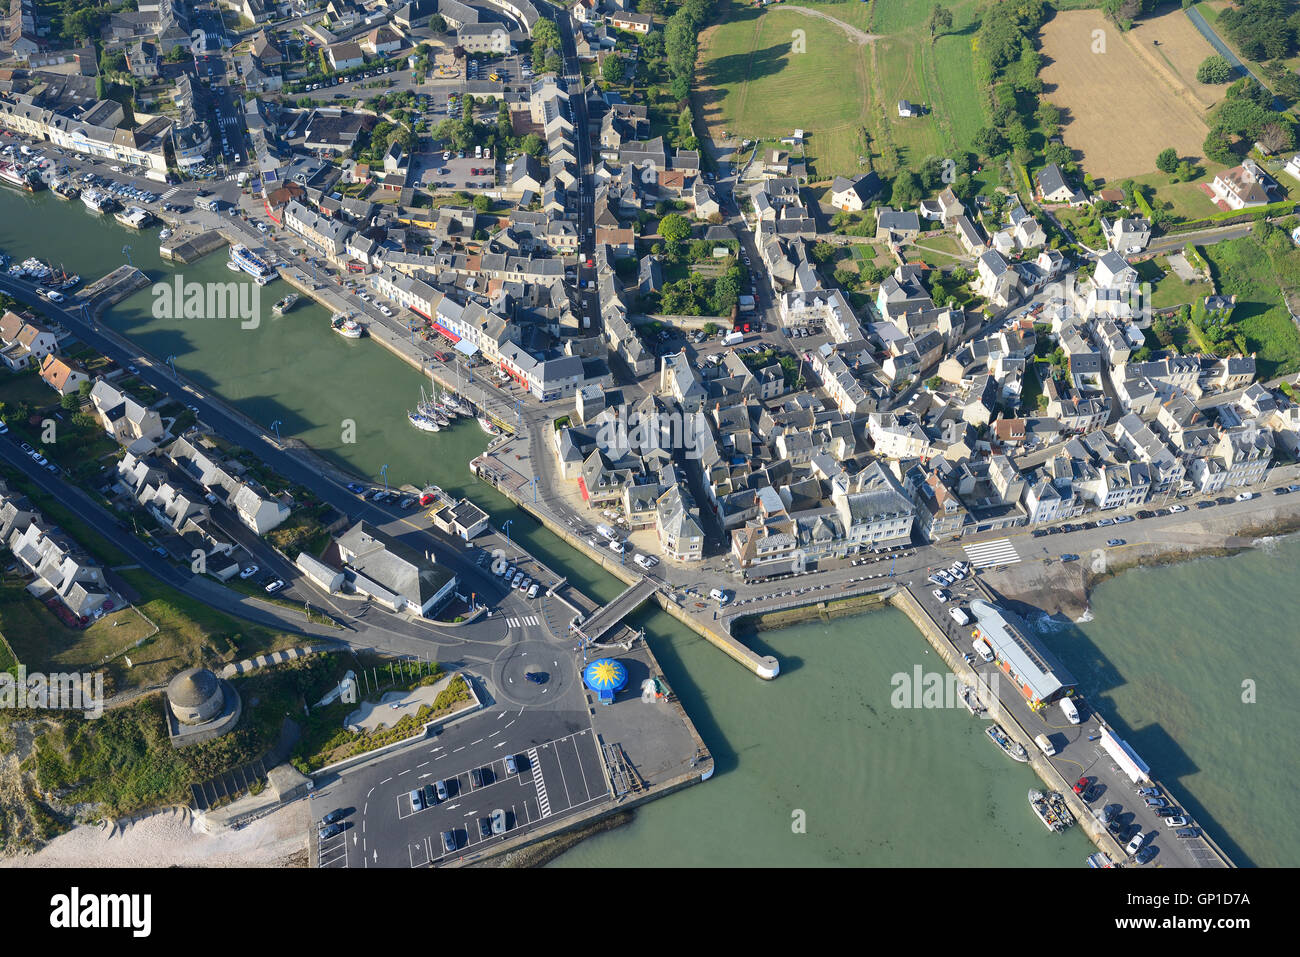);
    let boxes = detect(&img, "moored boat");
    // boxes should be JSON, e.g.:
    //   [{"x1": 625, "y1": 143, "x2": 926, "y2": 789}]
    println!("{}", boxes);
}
[
  {"x1": 958, "y1": 684, "x2": 989, "y2": 718},
  {"x1": 986, "y1": 724, "x2": 1028, "y2": 762},
  {"x1": 230, "y1": 243, "x2": 275, "y2": 285},
  {"x1": 408, "y1": 410, "x2": 440, "y2": 432},
  {"x1": 477, "y1": 415, "x2": 500, "y2": 435},
  {"x1": 1029, "y1": 789, "x2": 1074, "y2": 832},
  {"x1": 332, "y1": 313, "x2": 364, "y2": 338},
  {"x1": 272, "y1": 293, "x2": 299, "y2": 315},
  {"x1": 0, "y1": 160, "x2": 43, "y2": 192},
  {"x1": 113, "y1": 205, "x2": 154, "y2": 229}
]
